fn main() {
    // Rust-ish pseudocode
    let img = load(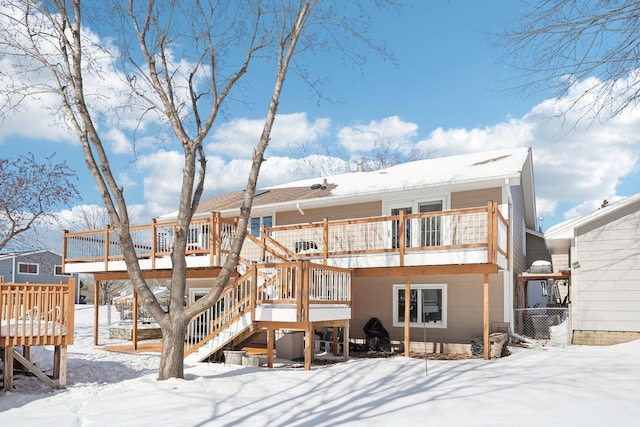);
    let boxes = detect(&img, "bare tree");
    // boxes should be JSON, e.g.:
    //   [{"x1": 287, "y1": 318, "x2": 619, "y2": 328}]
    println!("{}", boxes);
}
[
  {"x1": 289, "y1": 138, "x2": 422, "y2": 178},
  {"x1": 359, "y1": 138, "x2": 422, "y2": 171},
  {"x1": 504, "y1": 1, "x2": 640, "y2": 121},
  {"x1": 0, "y1": 0, "x2": 394, "y2": 380},
  {"x1": 71, "y1": 205, "x2": 127, "y2": 305},
  {"x1": 0, "y1": 152, "x2": 80, "y2": 252}
]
